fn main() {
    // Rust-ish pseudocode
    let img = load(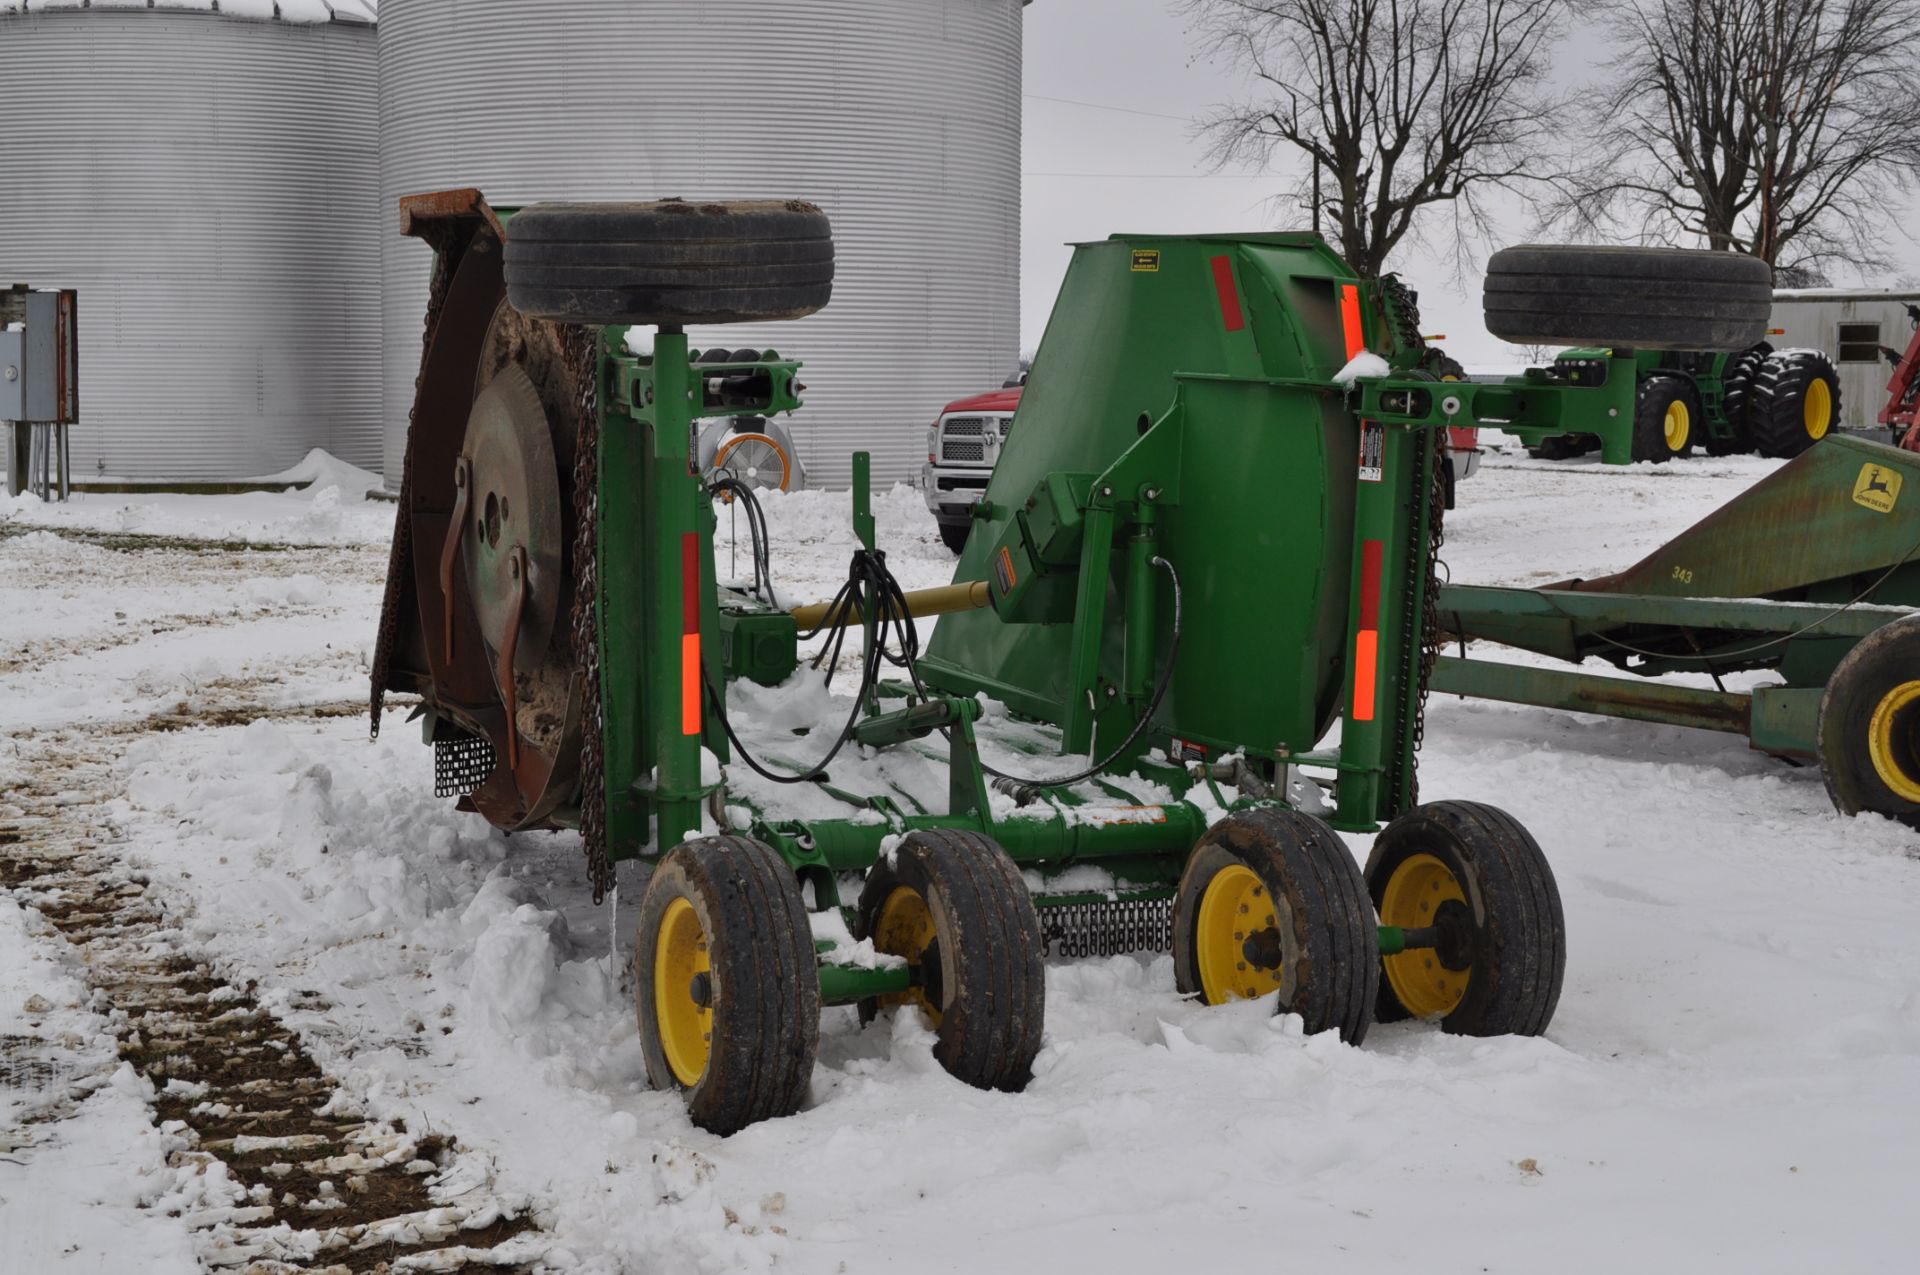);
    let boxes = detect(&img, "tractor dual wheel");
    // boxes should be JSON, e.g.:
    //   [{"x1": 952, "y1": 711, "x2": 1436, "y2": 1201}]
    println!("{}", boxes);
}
[
  {"x1": 1819, "y1": 615, "x2": 1920, "y2": 829},
  {"x1": 1484, "y1": 244, "x2": 1772, "y2": 351},
  {"x1": 1172, "y1": 807, "x2": 1377, "y2": 1044},
  {"x1": 504, "y1": 199, "x2": 834, "y2": 327},
  {"x1": 1751, "y1": 350, "x2": 1842, "y2": 459},
  {"x1": 1709, "y1": 341, "x2": 1772, "y2": 455},
  {"x1": 854, "y1": 829, "x2": 1047, "y2": 1092},
  {"x1": 1632, "y1": 376, "x2": 1702, "y2": 463},
  {"x1": 634, "y1": 835, "x2": 821, "y2": 1135},
  {"x1": 1367, "y1": 801, "x2": 1564, "y2": 1037}
]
